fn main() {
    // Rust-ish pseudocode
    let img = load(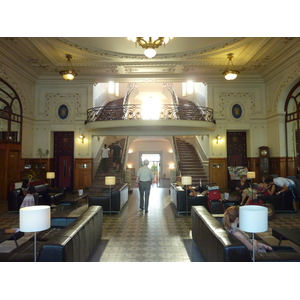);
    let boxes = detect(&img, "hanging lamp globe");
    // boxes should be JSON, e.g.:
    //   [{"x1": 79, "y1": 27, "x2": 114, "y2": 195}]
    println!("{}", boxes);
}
[{"x1": 59, "y1": 54, "x2": 77, "y2": 81}]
